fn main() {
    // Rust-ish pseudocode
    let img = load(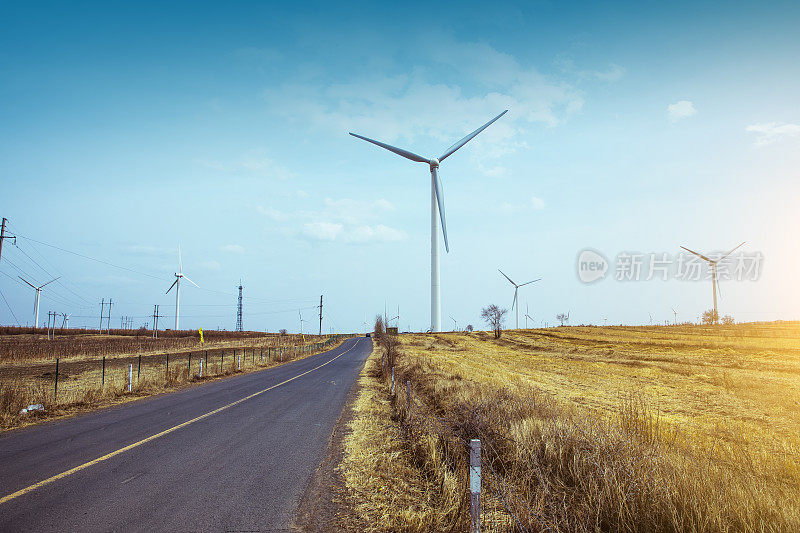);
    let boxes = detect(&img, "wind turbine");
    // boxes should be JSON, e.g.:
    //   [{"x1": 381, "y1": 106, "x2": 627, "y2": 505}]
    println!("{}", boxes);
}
[
  {"x1": 672, "y1": 307, "x2": 678, "y2": 325},
  {"x1": 350, "y1": 110, "x2": 508, "y2": 332},
  {"x1": 165, "y1": 247, "x2": 198, "y2": 330},
  {"x1": 680, "y1": 242, "x2": 745, "y2": 325},
  {"x1": 19, "y1": 276, "x2": 59, "y2": 329},
  {"x1": 299, "y1": 309, "x2": 306, "y2": 335},
  {"x1": 525, "y1": 305, "x2": 534, "y2": 329},
  {"x1": 498, "y1": 269, "x2": 541, "y2": 329},
  {"x1": 449, "y1": 315, "x2": 458, "y2": 332}
]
